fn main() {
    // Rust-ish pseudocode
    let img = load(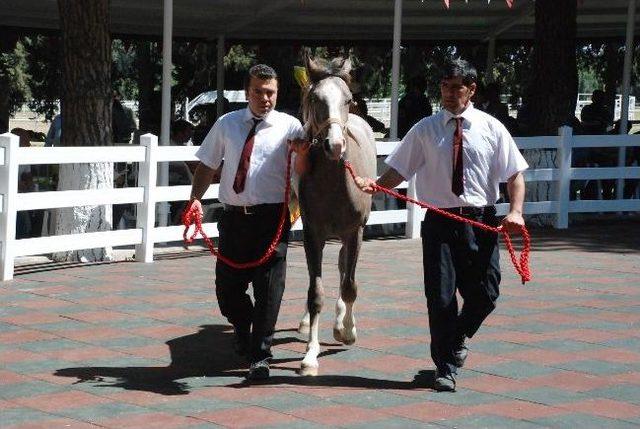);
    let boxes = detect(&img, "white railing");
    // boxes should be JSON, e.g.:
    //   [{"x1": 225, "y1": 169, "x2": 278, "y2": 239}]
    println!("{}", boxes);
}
[{"x1": 1, "y1": 127, "x2": 639, "y2": 281}]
